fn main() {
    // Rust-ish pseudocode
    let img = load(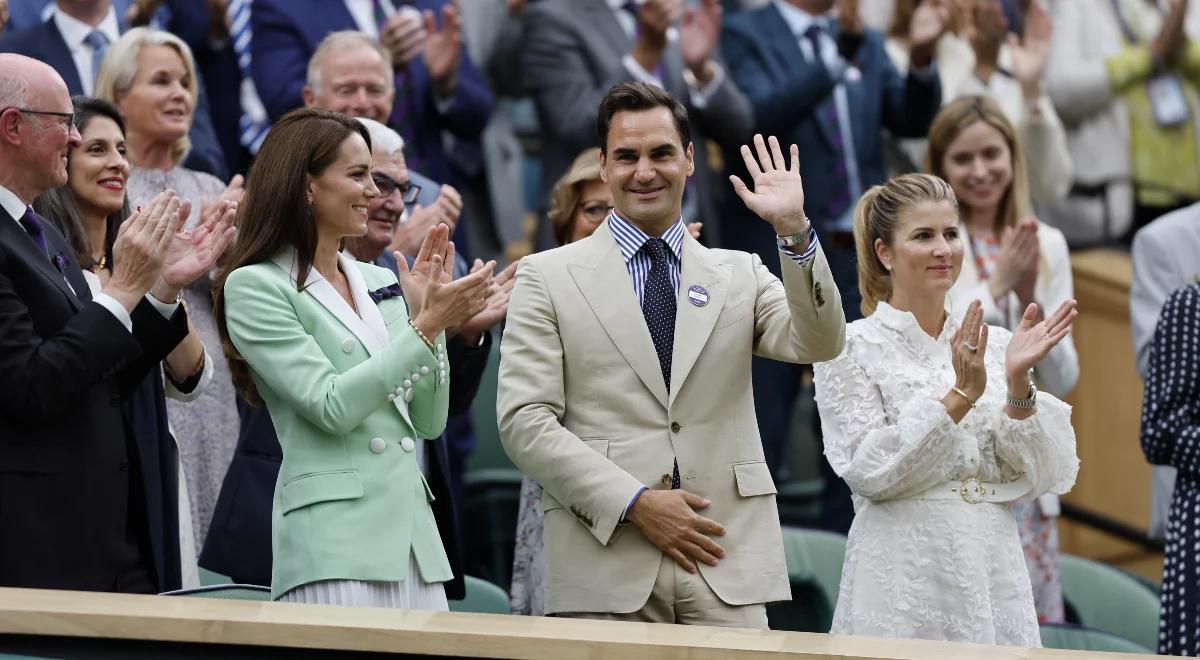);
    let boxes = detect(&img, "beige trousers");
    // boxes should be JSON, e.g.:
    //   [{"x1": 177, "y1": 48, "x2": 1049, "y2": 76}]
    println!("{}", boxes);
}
[{"x1": 559, "y1": 555, "x2": 769, "y2": 628}]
